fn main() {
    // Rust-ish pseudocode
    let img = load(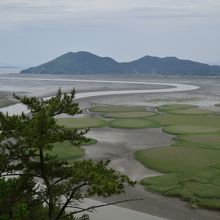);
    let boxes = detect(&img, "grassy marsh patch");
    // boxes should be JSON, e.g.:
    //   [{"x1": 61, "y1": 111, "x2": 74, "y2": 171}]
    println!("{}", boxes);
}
[
  {"x1": 152, "y1": 114, "x2": 220, "y2": 128},
  {"x1": 178, "y1": 134, "x2": 220, "y2": 148},
  {"x1": 135, "y1": 147, "x2": 220, "y2": 174},
  {"x1": 163, "y1": 125, "x2": 220, "y2": 135},
  {"x1": 51, "y1": 141, "x2": 84, "y2": 161},
  {"x1": 90, "y1": 105, "x2": 146, "y2": 113},
  {"x1": 136, "y1": 104, "x2": 220, "y2": 209},
  {"x1": 109, "y1": 118, "x2": 160, "y2": 129},
  {"x1": 102, "y1": 111, "x2": 156, "y2": 118},
  {"x1": 136, "y1": 147, "x2": 220, "y2": 209},
  {"x1": 157, "y1": 104, "x2": 197, "y2": 112},
  {"x1": 169, "y1": 108, "x2": 213, "y2": 115},
  {"x1": 141, "y1": 172, "x2": 220, "y2": 210},
  {"x1": 51, "y1": 138, "x2": 97, "y2": 161},
  {"x1": 56, "y1": 117, "x2": 107, "y2": 129}
]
